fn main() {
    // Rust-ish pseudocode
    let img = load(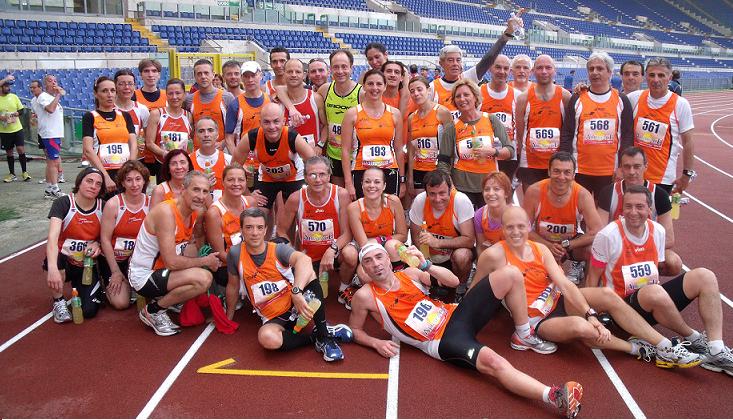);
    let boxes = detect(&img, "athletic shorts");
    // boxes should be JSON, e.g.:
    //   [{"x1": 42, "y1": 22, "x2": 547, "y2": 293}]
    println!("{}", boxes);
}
[
  {"x1": 41, "y1": 138, "x2": 62, "y2": 160},
  {"x1": 254, "y1": 179, "x2": 304, "y2": 210},
  {"x1": 656, "y1": 183, "x2": 673, "y2": 194},
  {"x1": 213, "y1": 266, "x2": 229, "y2": 288},
  {"x1": 1, "y1": 130, "x2": 24, "y2": 150},
  {"x1": 144, "y1": 160, "x2": 161, "y2": 182},
  {"x1": 97, "y1": 258, "x2": 130, "y2": 285},
  {"x1": 498, "y1": 159, "x2": 519, "y2": 182},
  {"x1": 135, "y1": 268, "x2": 171, "y2": 299},
  {"x1": 460, "y1": 190, "x2": 484, "y2": 210},
  {"x1": 265, "y1": 308, "x2": 298, "y2": 330},
  {"x1": 534, "y1": 295, "x2": 568, "y2": 335},
  {"x1": 517, "y1": 167, "x2": 548, "y2": 187},
  {"x1": 352, "y1": 168, "x2": 400, "y2": 199},
  {"x1": 574, "y1": 174, "x2": 613, "y2": 199},
  {"x1": 328, "y1": 156, "x2": 344, "y2": 178},
  {"x1": 437, "y1": 274, "x2": 503, "y2": 370},
  {"x1": 412, "y1": 169, "x2": 431, "y2": 190},
  {"x1": 43, "y1": 254, "x2": 102, "y2": 318},
  {"x1": 624, "y1": 273, "x2": 692, "y2": 325}
]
